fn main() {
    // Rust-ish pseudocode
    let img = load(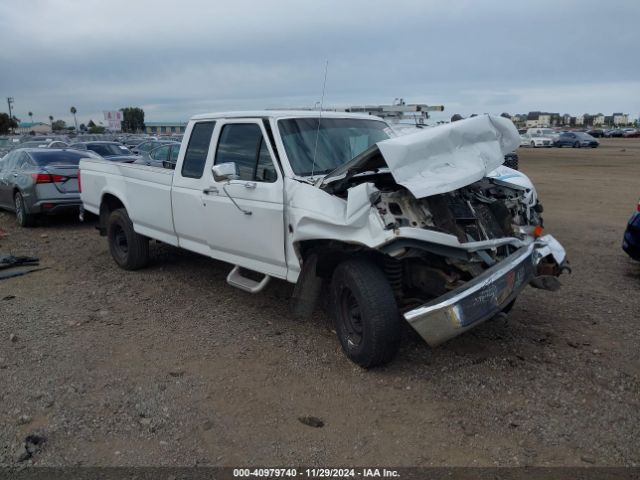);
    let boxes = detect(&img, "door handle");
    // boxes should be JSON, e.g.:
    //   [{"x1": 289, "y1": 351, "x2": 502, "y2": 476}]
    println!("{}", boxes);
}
[
  {"x1": 202, "y1": 186, "x2": 218, "y2": 195},
  {"x1": 243, "y1": 182, "x2": 257, "y2": 189}
]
